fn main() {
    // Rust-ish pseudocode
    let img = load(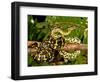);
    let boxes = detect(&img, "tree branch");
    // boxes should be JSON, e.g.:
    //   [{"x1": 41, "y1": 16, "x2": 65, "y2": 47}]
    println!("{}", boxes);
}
[{"x1": 28, "y1": 41, "x2": 88, "y2": 54}]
